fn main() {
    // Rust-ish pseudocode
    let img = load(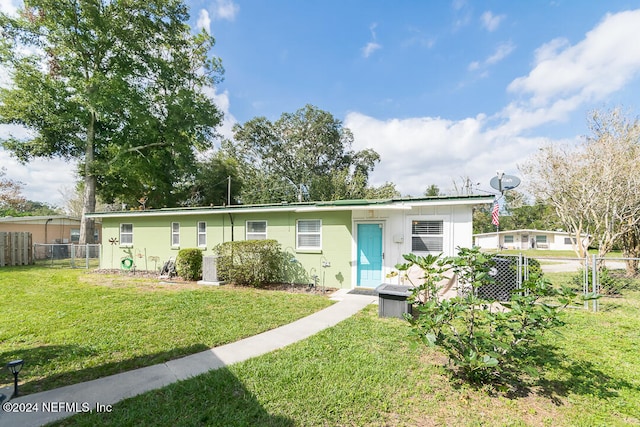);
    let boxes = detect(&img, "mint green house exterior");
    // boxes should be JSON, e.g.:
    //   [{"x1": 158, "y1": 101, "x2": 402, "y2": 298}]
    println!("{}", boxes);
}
[{"x1": 87, "y1": 195, "x2": 492, "y2": 289}]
